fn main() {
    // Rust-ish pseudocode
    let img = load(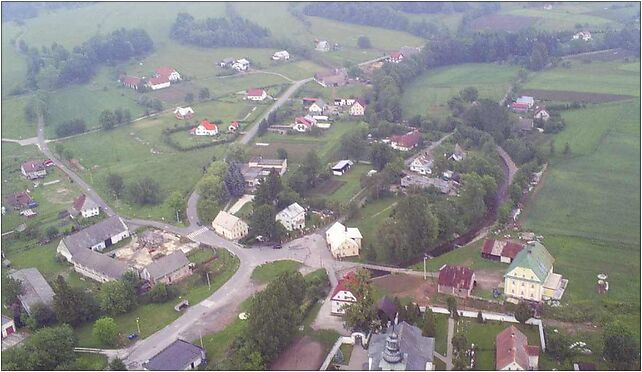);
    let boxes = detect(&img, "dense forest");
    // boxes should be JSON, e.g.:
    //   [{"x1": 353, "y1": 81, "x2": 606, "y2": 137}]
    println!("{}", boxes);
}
[
  {"x1": 1, "y1": 2, "x2": 90, "y2": 23},
  {"x1": 170, "y1": 12, "x2": 272, "y2": 48}
]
